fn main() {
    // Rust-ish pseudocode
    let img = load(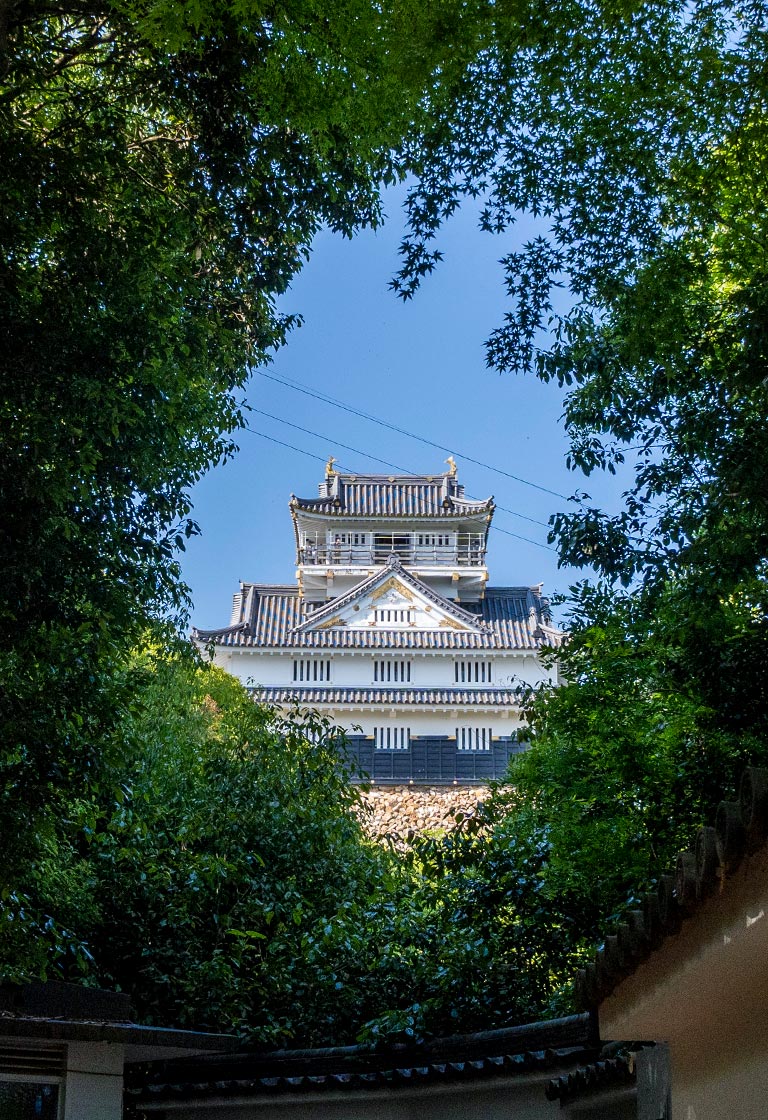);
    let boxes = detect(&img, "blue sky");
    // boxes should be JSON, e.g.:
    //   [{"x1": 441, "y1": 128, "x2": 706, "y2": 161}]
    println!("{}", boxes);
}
[{"x1": 182, "y1": 186, "x2": 626, "y2": 629}]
